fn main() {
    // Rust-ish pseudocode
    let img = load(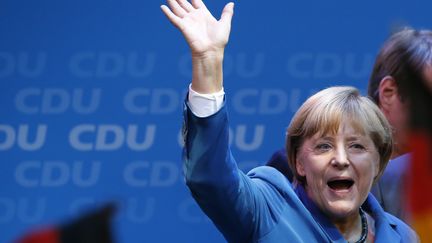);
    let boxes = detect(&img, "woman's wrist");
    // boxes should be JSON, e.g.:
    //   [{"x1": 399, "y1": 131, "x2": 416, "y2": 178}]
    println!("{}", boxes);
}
[{"x1": 191, "y1": 51, "x2": 224, "y2": 94}]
